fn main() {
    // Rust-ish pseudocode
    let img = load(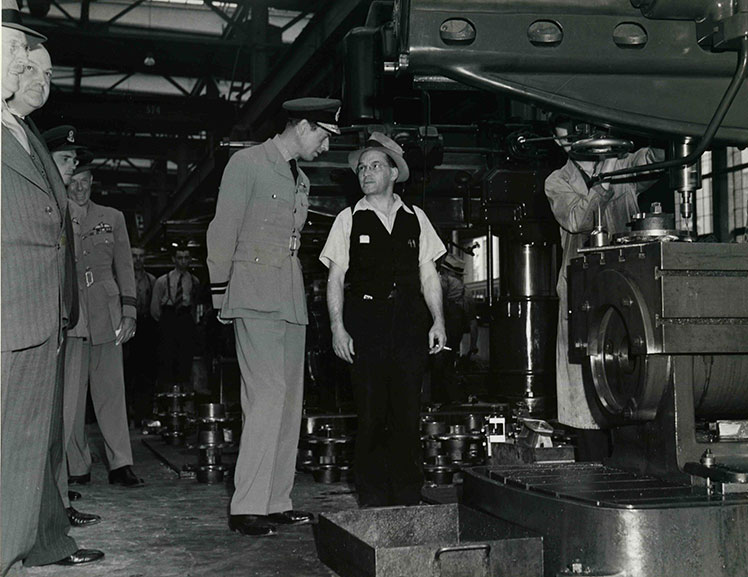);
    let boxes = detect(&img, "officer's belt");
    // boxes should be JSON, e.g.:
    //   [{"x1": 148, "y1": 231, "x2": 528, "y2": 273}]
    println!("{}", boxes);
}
[{"x1": 80, "y1": 265, "x2": 115, "y2": 287}]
